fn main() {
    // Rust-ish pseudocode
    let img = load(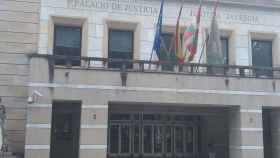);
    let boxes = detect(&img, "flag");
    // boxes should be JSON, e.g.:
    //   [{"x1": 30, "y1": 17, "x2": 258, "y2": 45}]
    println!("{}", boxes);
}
[
  {"x1": 185, "y1": 4, "x2": 202, "y2": 62},
  {"x1": 184, "y1": 25, "x2": 196, "y2": 61},
  {"x1": 206, "y1": 1, "x2": 223, "y2": 65},
  {"x1": 175, "y1": 4, "x2": 184, "y2": 64},
  {"x1": 152, "y1": 0, "x2": 165, "y2": 58}
]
